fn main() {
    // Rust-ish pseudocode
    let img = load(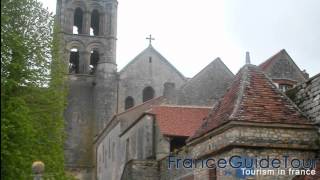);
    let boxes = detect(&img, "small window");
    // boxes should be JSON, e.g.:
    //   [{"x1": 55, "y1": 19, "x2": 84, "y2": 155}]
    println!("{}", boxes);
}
[
  {"x1": 279, "y1": 84, "x2": 292, "y2": 92},
  {"x1": 125, "y1": 96, "x2": 134, "y2": 110},
  {"x1": 149, "y1": 57, "x2": 152, "y2": 63},
  {"x1": 142, "y1": 86, "x2": 155, "y2": 102}
]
